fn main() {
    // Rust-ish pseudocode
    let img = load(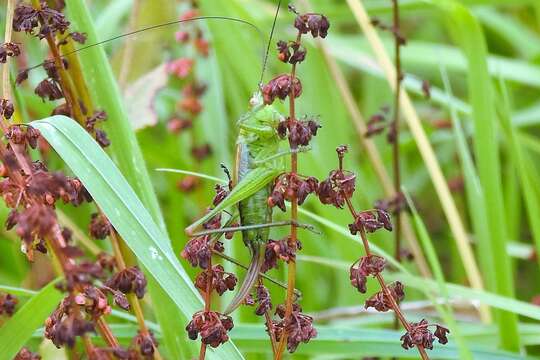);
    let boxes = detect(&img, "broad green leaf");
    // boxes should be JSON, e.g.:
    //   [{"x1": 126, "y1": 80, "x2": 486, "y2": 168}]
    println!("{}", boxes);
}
[
  {"x1": 0, "y1": 280, "x2": 63, "y2": 359},
  {"x1": 31, "y1": 115, "x2": 243, "y2": 360}
]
